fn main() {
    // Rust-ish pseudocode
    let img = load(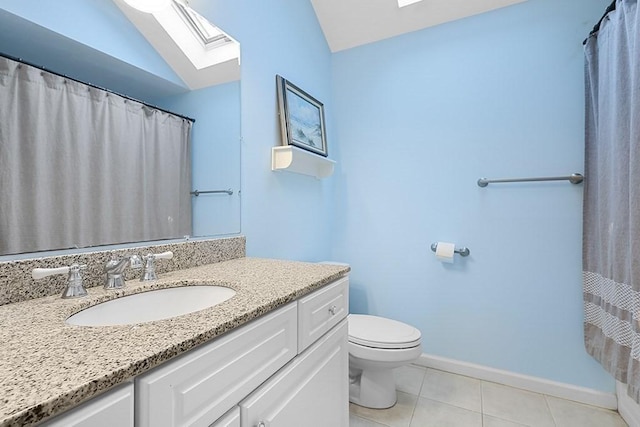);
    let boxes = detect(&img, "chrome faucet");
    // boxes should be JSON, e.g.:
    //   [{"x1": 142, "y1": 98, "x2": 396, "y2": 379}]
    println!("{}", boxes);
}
[
  {"x1": 104, "y1": 255, "x2": 142, "y2": 290},
  {"x1": 32, "y1": 263, "x2": 88, "y2": 299}
]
